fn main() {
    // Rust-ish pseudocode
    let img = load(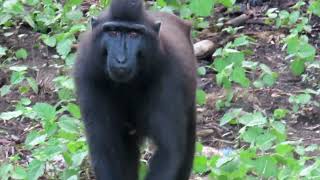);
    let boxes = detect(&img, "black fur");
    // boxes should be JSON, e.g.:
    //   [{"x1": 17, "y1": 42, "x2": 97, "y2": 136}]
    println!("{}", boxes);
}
[{"x1": 74, "y1": 0, "x2": 197, "y2": 180}]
